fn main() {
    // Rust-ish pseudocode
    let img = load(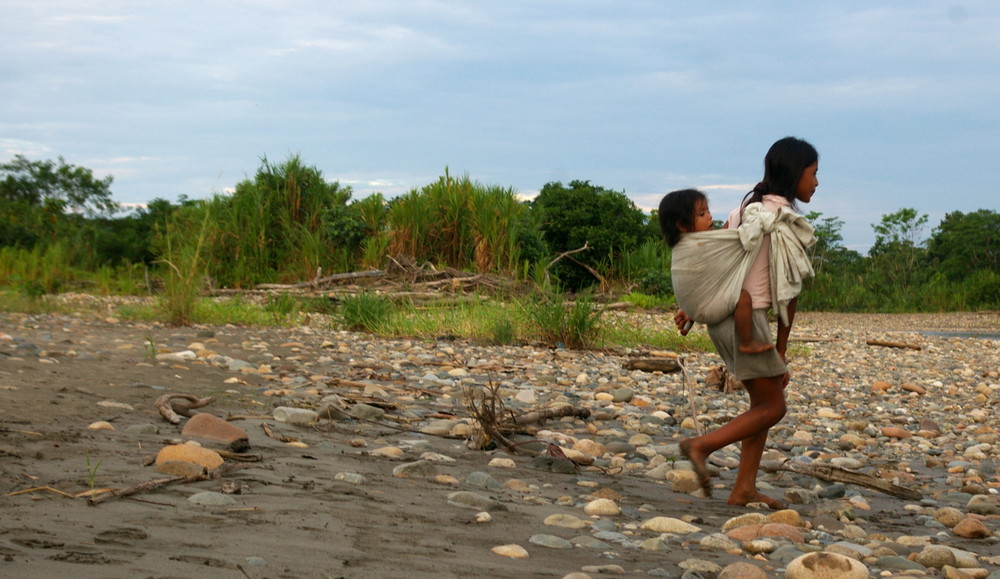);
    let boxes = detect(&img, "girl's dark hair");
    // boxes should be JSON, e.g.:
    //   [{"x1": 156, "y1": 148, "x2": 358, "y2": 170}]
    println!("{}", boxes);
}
[
  {"x1": 742, "y1": 136, "x2": 818, "y2": 211},
  {"x1": 658, "y1": 188, "x2": 706, "y2": 247}
]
